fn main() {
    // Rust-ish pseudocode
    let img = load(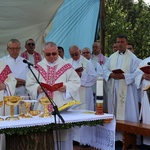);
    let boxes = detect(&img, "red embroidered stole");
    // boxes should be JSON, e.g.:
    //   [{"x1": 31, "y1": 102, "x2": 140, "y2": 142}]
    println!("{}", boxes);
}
[
  {"x1": 20, "y1": 50, "x2": 28, "y2": 60},
  {"x1": 0, "y1": 65, "x2": 12, "y2": 83},
  {"x1": 99, "y1": 53, "x2": 104, "y2": 65},
  {"x1": 21, "y1": 50, "x2": 42, "y2": 64},
  {"x1": 34, "y1": 51, "x2": 42, "y2": 64},
  {"x1": 36, "y1": 63, "x2": 72, "y2": 97}
]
